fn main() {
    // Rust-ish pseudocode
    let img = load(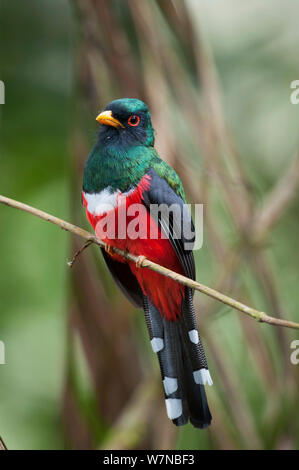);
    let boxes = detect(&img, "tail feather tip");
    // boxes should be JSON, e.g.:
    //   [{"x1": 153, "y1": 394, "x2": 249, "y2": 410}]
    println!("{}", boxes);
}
[
  {"x1": 193, "y1": 368, "x2": 213, "y2": 386},
  {"x1": 151, "y1": 337, "x2": 164, "y2": 352},
  {"x1": 163, "y1": 376, "x2": 178, "y2": 395},
  {"x1": 165, "y1": 398, "x2": 183, "y2": 420}
]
